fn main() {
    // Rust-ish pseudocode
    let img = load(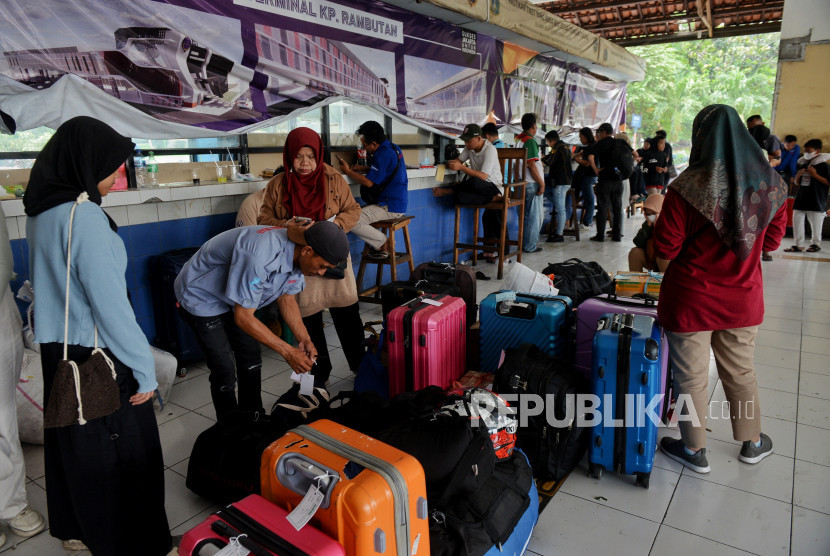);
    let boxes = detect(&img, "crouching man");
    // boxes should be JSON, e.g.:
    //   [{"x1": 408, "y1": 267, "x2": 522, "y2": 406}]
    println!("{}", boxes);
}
[{"x1": 174, "y1": 220, "x2": 349, "y2": 418}]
